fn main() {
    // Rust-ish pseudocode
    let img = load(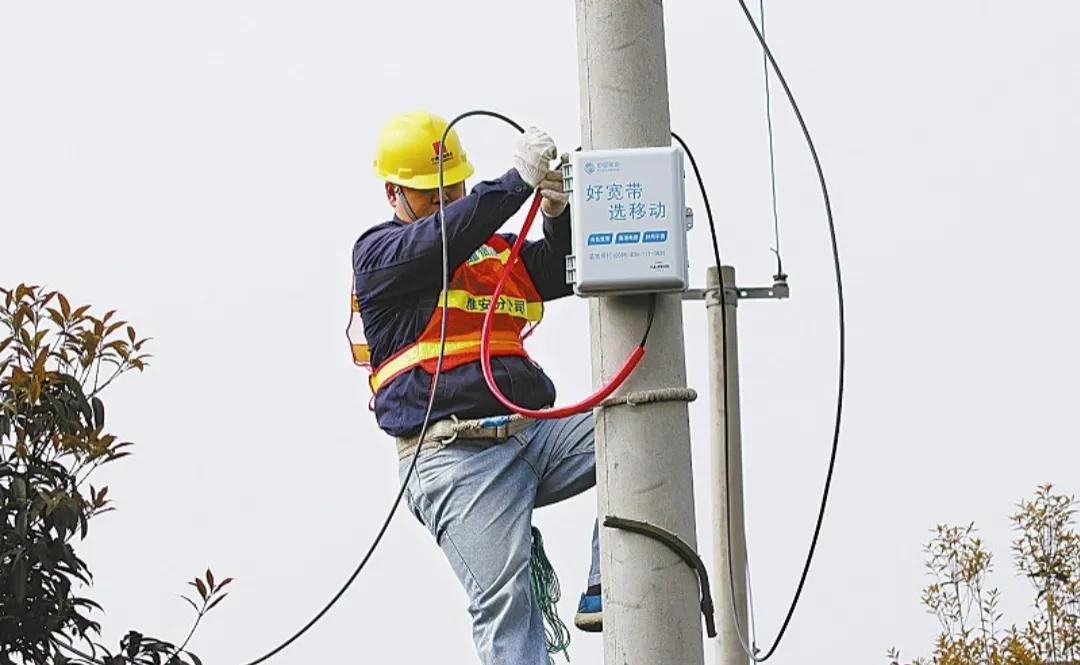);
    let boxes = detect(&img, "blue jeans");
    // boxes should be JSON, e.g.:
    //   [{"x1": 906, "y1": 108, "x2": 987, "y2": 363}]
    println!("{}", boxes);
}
[{"x1": 400, "y1": 412, "x2": 600, "y2": 665}]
